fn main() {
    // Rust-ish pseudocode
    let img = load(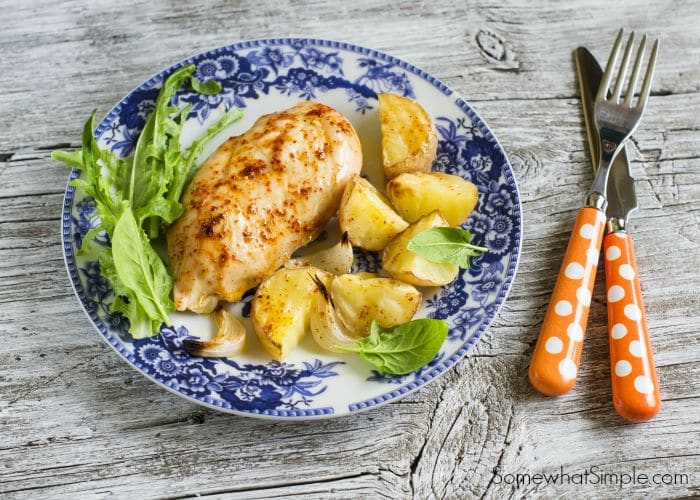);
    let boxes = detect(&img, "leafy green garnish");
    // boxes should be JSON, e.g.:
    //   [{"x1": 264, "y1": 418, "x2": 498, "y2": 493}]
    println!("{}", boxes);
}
[
  {"x1": 52, "y1": 65, "x2": 243, "y2": 338},
  {"x1": 335, "y1": 319, "x2": 448, "y2": 375},
  {"x1": 407, "y1": 227, "x2": 488, "y2": 268},
  {"x1": 190, "y1": 78, "x2": 223, "y2": 95},
  {"x1": 111, "y1": 209, "x2": 174, "y2": 326},
  {"x1": 64, "y1": 111, "x2": 130, "y2": 255}
]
